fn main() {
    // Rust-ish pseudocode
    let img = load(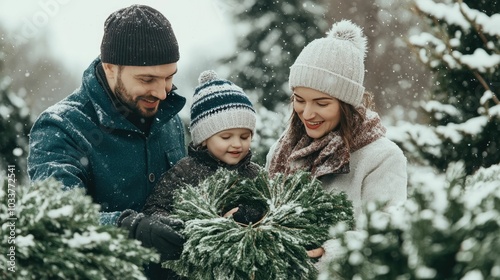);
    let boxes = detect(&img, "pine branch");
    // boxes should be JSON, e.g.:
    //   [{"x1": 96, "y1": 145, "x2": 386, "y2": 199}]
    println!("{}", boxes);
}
[{"x1": 0, "y1": 178, "x2": 158, "y2": 280}]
